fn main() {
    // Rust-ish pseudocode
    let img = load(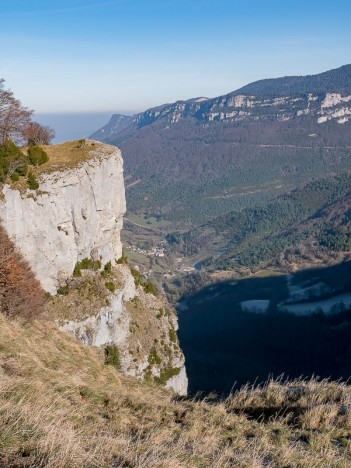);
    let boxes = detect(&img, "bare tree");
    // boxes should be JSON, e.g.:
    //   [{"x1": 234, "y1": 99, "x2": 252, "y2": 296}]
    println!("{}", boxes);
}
[
  {"x1": 6, "y1": 153, "x2": 27, "y2": 178},
  {"x1": 22, "y1": 121, "x2": 55, "y2": 146},
  {"x1": 0, "y1": 224, "x2": 46, "y2": 319},
  {"x1": 0, "y1": 79, "x2": 33, "y2": 144}
]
